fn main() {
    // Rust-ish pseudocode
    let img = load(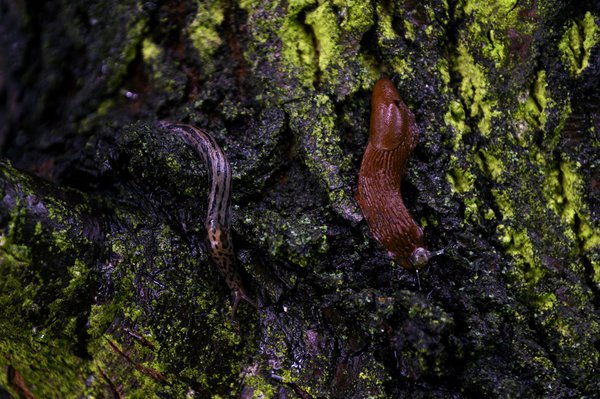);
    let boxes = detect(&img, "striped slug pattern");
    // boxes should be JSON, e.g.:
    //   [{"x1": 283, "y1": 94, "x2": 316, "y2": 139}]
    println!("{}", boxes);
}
[{"x1": 160, "y1": 121, "x2": 254, "y2": 315}]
